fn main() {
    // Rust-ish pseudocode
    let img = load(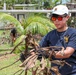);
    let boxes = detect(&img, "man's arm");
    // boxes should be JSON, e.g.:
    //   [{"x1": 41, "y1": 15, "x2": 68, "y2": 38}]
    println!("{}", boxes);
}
[{"x1": 55, "y1": 47, "x2": 75, "y2": 58}]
